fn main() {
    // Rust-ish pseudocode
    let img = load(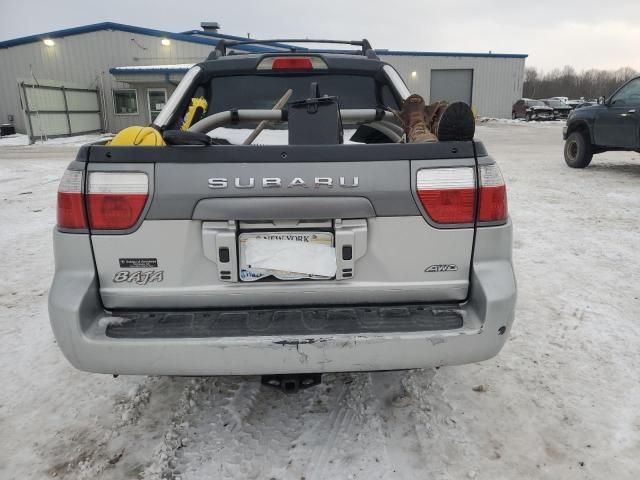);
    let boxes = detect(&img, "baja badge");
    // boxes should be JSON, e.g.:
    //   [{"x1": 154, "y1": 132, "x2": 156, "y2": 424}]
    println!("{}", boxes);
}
[{"x1": 113, "y1": 270, "x2": 164, "y2": 285}]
